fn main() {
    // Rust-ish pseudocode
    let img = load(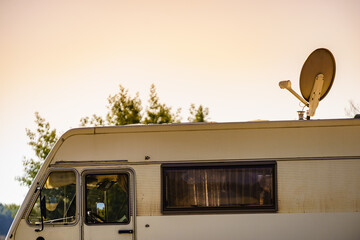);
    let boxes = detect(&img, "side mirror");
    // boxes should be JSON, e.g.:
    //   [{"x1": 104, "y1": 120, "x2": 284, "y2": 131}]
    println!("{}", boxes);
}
[{"x1": 96, "y1": 202, "x2": 105, "y2": 219}]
